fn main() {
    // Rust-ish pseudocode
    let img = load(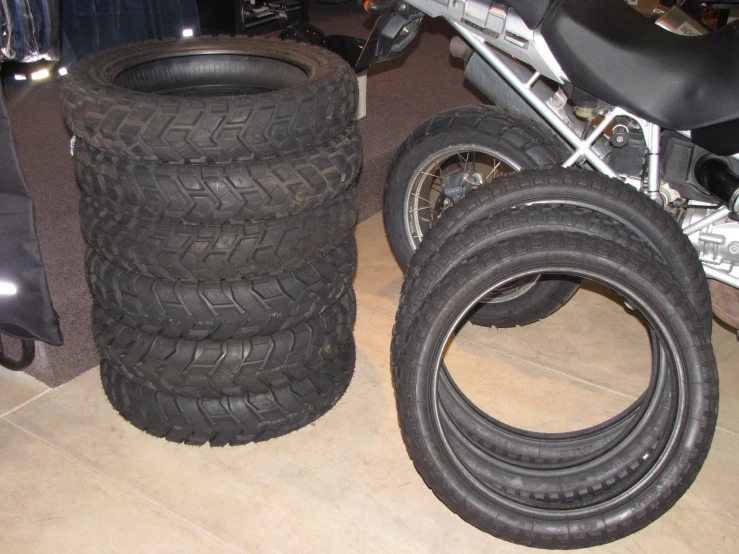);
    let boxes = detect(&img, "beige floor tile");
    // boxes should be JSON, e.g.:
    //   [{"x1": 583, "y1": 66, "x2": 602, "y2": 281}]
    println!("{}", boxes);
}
[
  {"x1": 5, "y1": 307, "x2": 738, "y2": 553},
  {"x1": 0, "y1": 367, "x2": 48, "y2": 416},
  {"x1": 712, "y1": 320, "x2": 739, "y2": 433},
  {"x1": 0, "y1": 418, "x2": 238, "y2": 554},
  {"x1": 354, "y1": 215, "x2": 404, "y2": 318}
]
